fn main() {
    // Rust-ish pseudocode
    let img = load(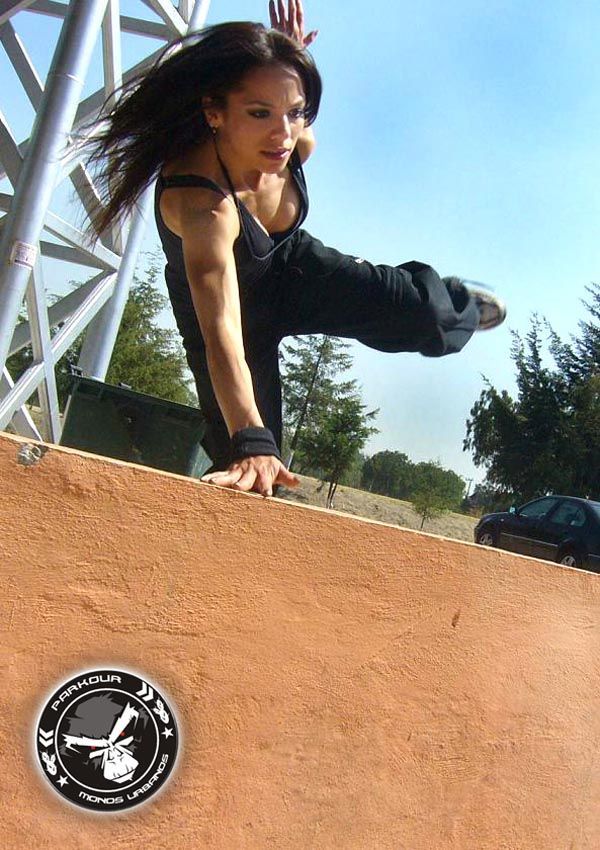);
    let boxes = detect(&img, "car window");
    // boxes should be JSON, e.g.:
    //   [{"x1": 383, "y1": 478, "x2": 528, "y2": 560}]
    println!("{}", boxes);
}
[
  {"x1": 519, "y1": 497, "x2": 560, "y2": 519},
  {"x1": 548, "y1": 502, "x2": 586, "y2": 528}
]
